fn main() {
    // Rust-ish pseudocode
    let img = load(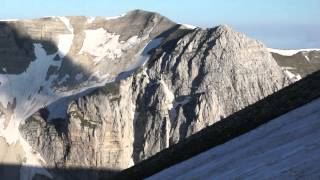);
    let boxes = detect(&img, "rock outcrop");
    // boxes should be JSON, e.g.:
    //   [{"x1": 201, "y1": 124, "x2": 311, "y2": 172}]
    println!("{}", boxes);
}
[{"x1": 20, "y1": 16, "x2": 291, "y2": 179}]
